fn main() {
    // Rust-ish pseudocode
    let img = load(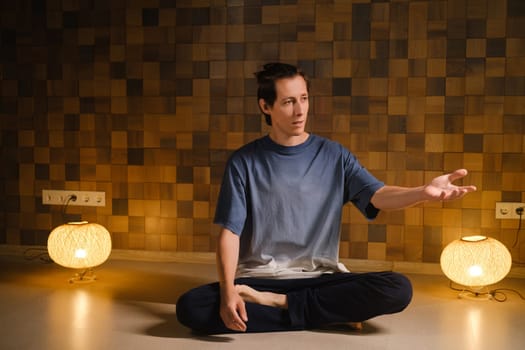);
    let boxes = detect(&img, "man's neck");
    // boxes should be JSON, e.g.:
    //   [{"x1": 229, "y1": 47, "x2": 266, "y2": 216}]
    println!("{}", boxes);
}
[{"x1": 268, "y1": 132, "x2": 310, "y2": 147}]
